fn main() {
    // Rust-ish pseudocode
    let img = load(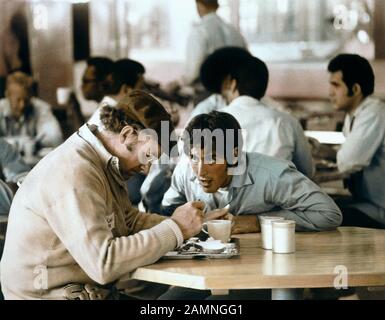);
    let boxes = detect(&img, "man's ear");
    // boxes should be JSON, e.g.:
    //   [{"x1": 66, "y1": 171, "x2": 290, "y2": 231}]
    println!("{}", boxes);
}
[
  {"x1": 119, "y1": 125, "x2": 137, "y2": 145},
  {"x1": 352, "y1": 83, "x2": 362, "y2": 97},
  {"x1": 120, "y1": 84, "x2": 129, "y2": 95},
  {"x1": 230, "y1": 78, "x2": 239, "y2": 97}
]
